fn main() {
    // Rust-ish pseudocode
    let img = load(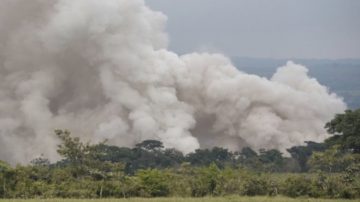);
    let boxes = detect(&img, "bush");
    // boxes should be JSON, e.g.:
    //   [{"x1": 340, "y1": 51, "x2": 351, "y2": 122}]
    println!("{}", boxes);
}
[
  {"x1": 241, "y1": 176, "x2": 269, "y2": 196},
  {"x1": 190, "y1": 164, "x2": 221, "y2": 197},
  {"x1": 136, "y1": 169, "x2": 169, "y2": 197},
  {"x1": 283, "y1": 176, "x2": 312, "y2": 197}
]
